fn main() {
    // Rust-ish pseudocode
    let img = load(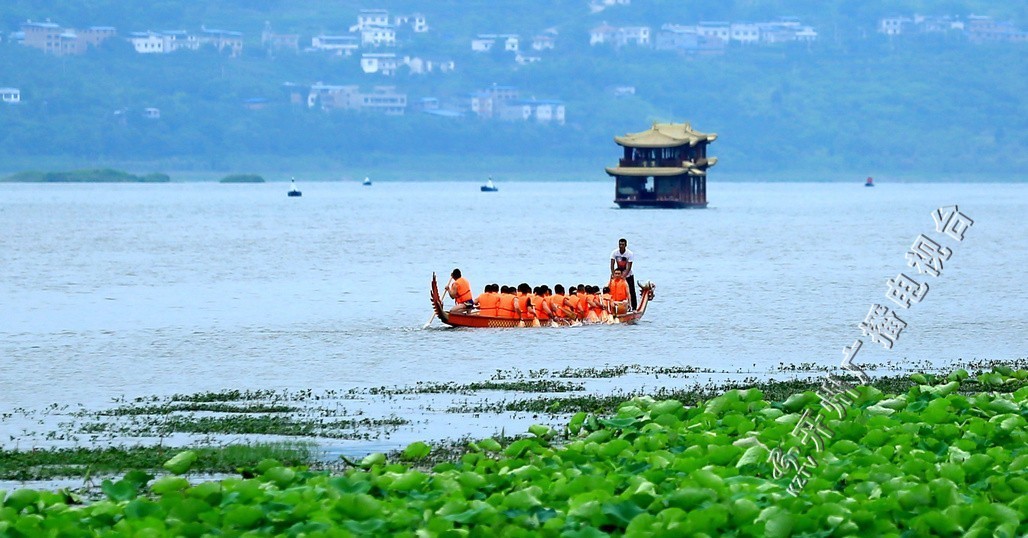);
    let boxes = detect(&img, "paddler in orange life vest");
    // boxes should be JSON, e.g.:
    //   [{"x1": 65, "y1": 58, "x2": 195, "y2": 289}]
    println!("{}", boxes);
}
[
  {"x1": 611, "y1": 238, "x2": 637, "y2": 310},
  {"x1": 497, "y1": 286, "x2": 518, "y2": 319},
  {"x1": 575, "y1": 284, "x2": 590, "y2": 321},
  {"x1": 607, "y1": 269, "x2": 631, "y2": 316},
  {"x1": 447, "y1": 269, "x2": 474, "y2": 312},
  {"x1": 550, "y1": 284, "x2": 569, "y2": 321},
  {"x1": 564, "y1": 287, "x2": 579, "y2": 320},
  {"x1": 516, "y1": 283, "x2": 538, "y2": 327},
  {"x1": 534, "y1": 285, "x2": 553, "y2": 325},
  {"x1": 474, "y1": 284, "x2": 500, "y2": 317}
]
